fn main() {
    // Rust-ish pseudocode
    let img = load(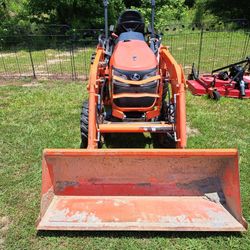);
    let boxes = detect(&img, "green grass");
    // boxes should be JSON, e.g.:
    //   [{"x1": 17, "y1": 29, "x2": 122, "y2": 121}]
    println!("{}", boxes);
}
[
  {"x1": 0, "y1": 31, "x2": 249, "y2": 78},
  {"x1": 0, "y1": 80, "x2": 249, "y2": 249}
]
